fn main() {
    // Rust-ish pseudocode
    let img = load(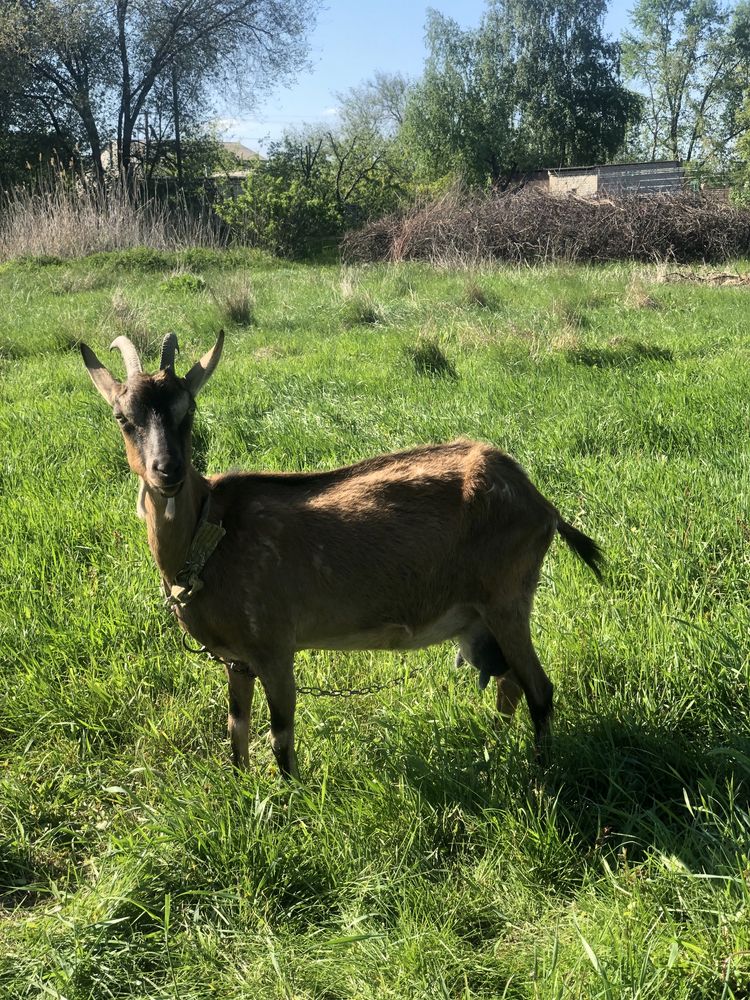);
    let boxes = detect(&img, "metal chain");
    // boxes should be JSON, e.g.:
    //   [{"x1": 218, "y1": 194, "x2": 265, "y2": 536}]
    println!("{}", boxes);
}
[
  {"x1": 181, "y1": 632, "x2": 425, "y2": 698},
  {"x1": 297, "y1": 664, "x2": 425, "y2": 698}
]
